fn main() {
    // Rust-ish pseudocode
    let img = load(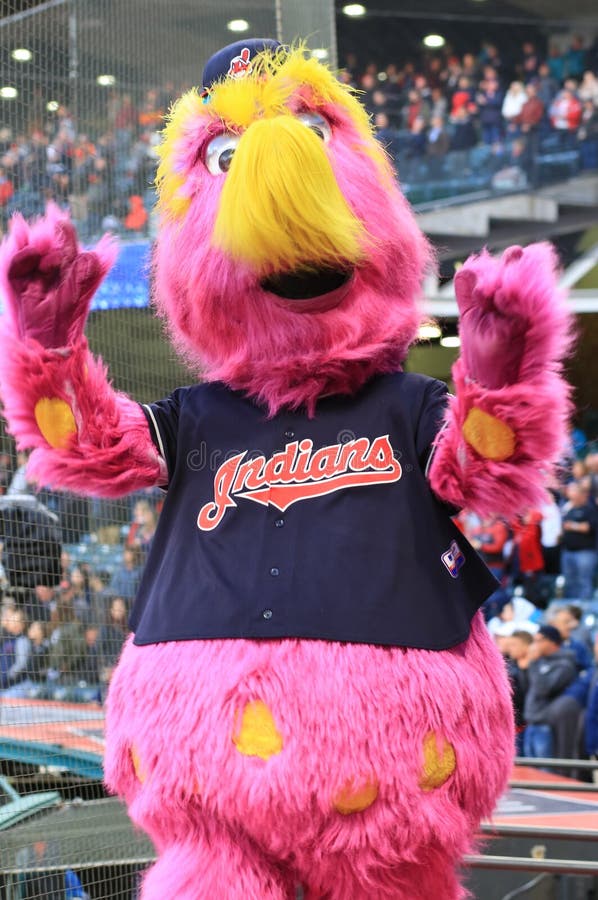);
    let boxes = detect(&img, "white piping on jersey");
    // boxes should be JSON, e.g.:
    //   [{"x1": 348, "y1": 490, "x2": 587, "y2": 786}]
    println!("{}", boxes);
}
[
  {"x1": 424, "y1": 398, "x2": 453, "y2": 480},
  {"x1": 143, "y1": 404, "x2": 168, "y2": 470}
]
